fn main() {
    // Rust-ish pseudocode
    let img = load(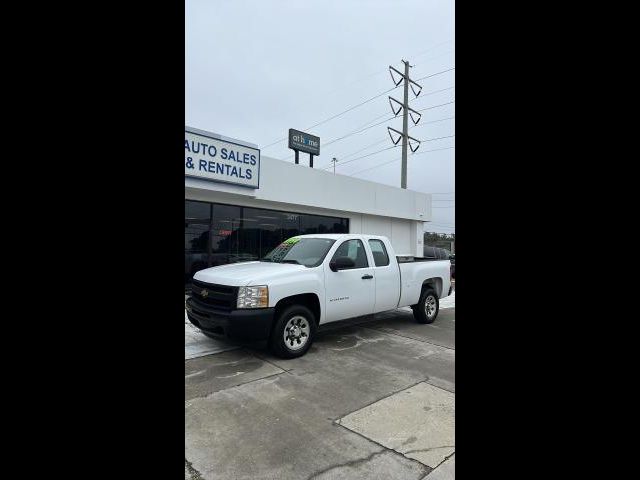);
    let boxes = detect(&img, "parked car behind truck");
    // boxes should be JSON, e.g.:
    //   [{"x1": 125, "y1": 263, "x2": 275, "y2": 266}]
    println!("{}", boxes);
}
[{"x1": 186, "y1": 234, "x2": 453, "y2": 358}]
